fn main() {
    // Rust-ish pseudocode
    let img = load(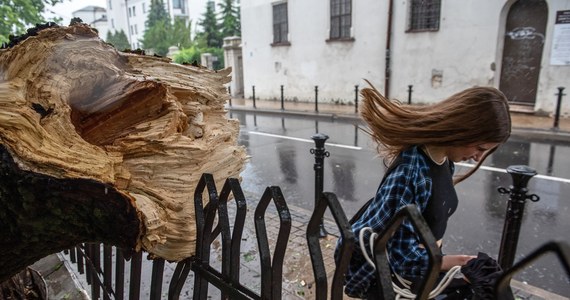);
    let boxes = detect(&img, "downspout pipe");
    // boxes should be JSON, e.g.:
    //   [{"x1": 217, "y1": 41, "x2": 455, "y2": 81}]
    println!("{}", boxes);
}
[
  {"x1": 385, "y1": 0, "x2": 394, "y2": 98},
  {"x1": 125, "y1": 0, "x2": 132, "y2": 46}
]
